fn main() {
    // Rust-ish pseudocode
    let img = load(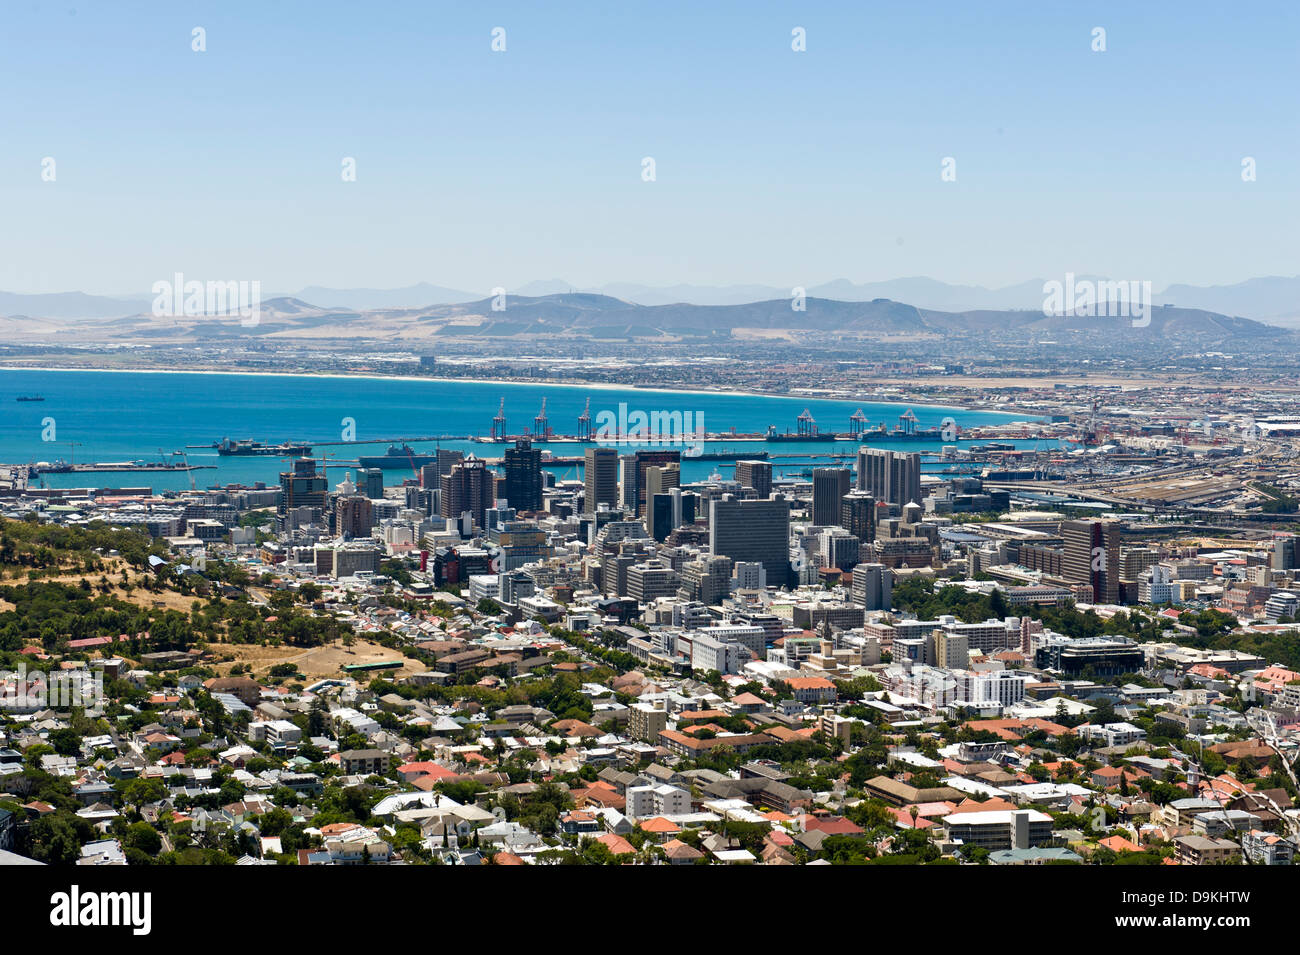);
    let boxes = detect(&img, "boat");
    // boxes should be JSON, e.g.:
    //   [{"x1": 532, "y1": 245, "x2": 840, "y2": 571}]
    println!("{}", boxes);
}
[
  {"x1": 690, "y1": 449, "x2": 768, "y2": 461},
  {"x1": 765, "y1": 432, "x2": 827, "y2": 442},
  {"x1": 214, "y1": 438, "x2": 313, "y2": 456},
  {"x1": 357, "y1": 443, "x2": 439, "y2": 469},
  {"x1": 16, "y1": 395, "x2": 44, "y2": 402}
]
